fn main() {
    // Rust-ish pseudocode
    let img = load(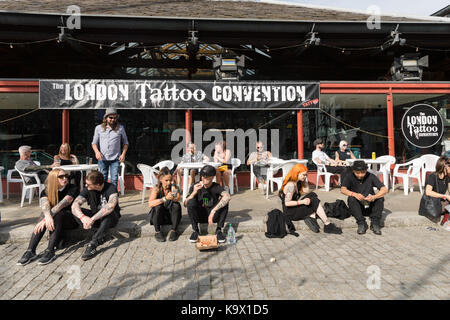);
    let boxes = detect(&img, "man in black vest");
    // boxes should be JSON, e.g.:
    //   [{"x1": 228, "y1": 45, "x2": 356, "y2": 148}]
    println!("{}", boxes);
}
[{"x1": 341, "y1": 160, "x2": 388, "y2": 235}]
